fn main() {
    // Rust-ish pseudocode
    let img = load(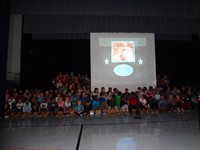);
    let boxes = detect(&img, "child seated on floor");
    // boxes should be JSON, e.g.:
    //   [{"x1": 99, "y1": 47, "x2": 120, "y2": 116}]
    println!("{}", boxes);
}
[
  {"x1": 83, "y1": 95, "x2": 92, "y2": 116},
  {"x1": 92, "y1": 95, "x2": 101, "y2": 115},
  {"x1": 32, "y1": 98, "x2": 39, "y2": 114},
  {"x1": 148, "y1": 96, "x2": 158, "y2": 113},
  {"x1": 57, "y1": 97, "x2": 65, "y2": 113},
  {"x1": 64, "y1": 96, "x2": 71, "y2": 116},
  {"x1": 175, "y1": 94, "x2": 184, "y2": 113},
  {"x1": 5, "y1": 95, "x2": 16, "y2": 116},
  {"x1": 115, "y1": 91, "x2": 121, "y2": 110},
  {"x1": 139, "y1": 94, "x2": 148, "y2": 113},
  {"x1": 190, "y1": 95, "x2": 197, "y2": 111},
  {"x1": 167, "y1": 94, "x2": 176, "y2": 112},
  {"x1": 120, "y1": 96, "x2": 129, "y2": 113},
  {"x1": 182, "y1": 95, "x2": 191, "y2": 111},
  {"x1": 16, "y1": 98, "x2": 23, "y2": 113},
  {"x1": 23, "y1": 98, "x2": 32, "y2": 115},
  {"x1": 74, "y1": 100, "x2": 84, "y2": 116},
  {"x1": 40, "y1": 98, "x2": 48, "y2": 114},
  {"x1": 98, "y1": 92, "x2": 107, "y2": 114},
  {"x1": 107, "y1": 95, "x2": 119, "y2": 111},
  {"x1": 128, "y1": 92, "x2": 139, "y2": 114},
  {"x1": 158, "y1": 94, "x2": 168, "y2": 111},
  {"x1": 48, "y1": 98, "x2": 58, "y2": 116}
]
